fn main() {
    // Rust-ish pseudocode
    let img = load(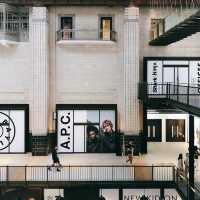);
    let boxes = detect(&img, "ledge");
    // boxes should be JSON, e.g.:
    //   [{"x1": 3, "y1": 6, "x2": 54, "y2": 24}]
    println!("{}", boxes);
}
[
  {"x1": 57, "y1": 40, "x2": 117, "y2": 47},
  {"x1": 0, "y1": 40, "x2": 19, "y2": 46}
]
